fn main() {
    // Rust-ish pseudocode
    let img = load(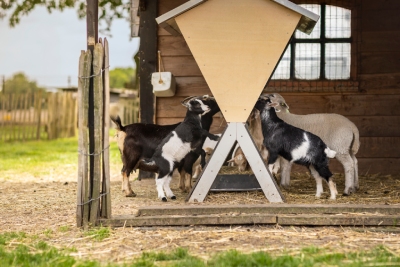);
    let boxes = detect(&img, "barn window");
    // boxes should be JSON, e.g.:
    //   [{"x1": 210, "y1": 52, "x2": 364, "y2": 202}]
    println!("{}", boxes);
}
[{"x1": 272, "y1": 4, "x2": 351, "y2": 80}]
